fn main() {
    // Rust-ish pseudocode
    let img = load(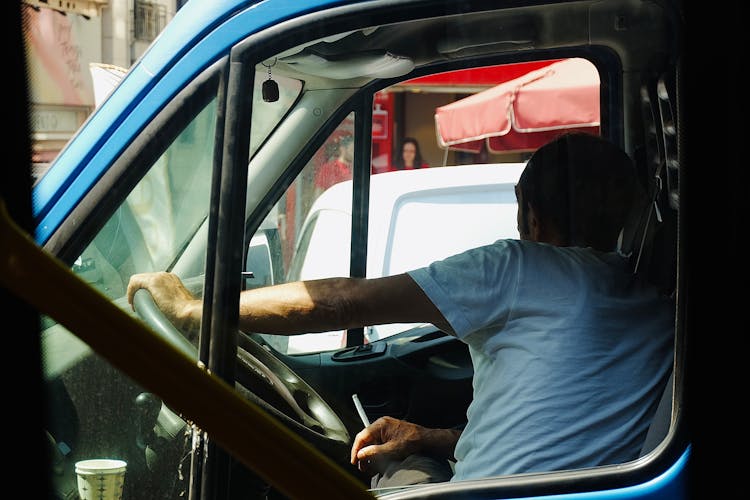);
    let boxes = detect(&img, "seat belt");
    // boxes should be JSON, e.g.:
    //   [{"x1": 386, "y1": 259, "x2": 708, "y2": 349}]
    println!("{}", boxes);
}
[
  {"x1": 619, "y1": 72, "x2": 678, "y2": 296},
  {"x1": 639, "y1": 371, "x2": 674, "y2": 456}
]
